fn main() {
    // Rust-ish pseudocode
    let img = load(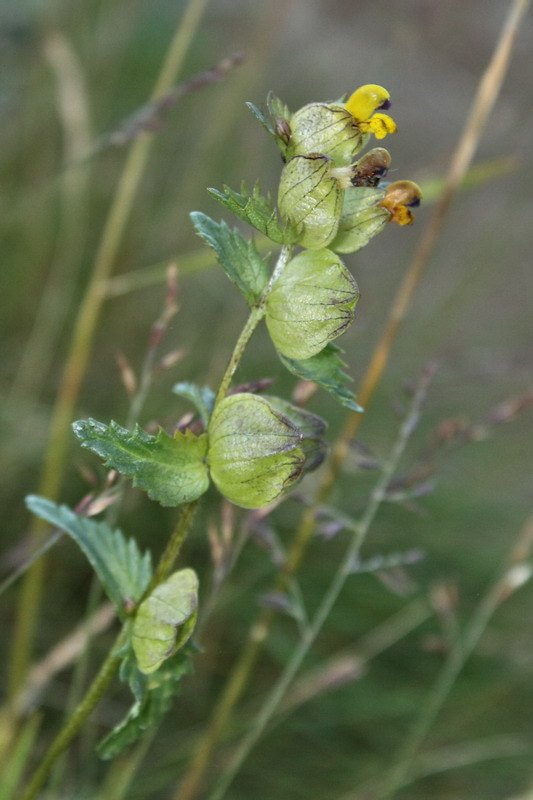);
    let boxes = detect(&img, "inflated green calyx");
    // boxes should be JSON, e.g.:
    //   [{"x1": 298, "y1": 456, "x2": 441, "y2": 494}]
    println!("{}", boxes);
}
[
  {"x1": 132, "y1": 568, "x2": 198, "y2": 674},
  {"x1": 266, "y1": 249, "x2": 359, "y2": 359},
  {"x1": 288, "y1": 103, "x2": 366, "y2": 166},
  {"x1": 278, "y1": 155, "x2": 343, "y2": 249},
  {"x1": 208, "y1": 393, "x2": 326, "y2": 509},
  {"x1": 330, "y1": 186, "x2": 390, "y2": 254}
]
